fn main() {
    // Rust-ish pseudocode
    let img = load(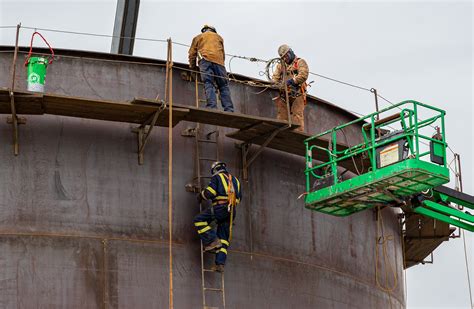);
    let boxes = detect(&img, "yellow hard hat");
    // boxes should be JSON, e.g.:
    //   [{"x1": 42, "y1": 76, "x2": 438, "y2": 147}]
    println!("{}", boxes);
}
[{"x1": 201, "y1": 24, "x2": 217, "y2": 33}]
